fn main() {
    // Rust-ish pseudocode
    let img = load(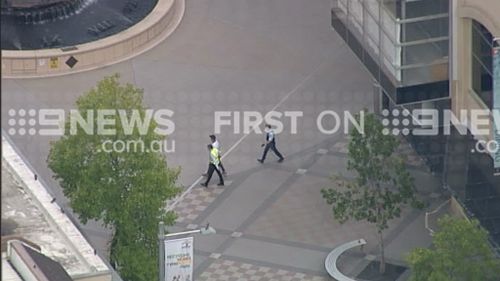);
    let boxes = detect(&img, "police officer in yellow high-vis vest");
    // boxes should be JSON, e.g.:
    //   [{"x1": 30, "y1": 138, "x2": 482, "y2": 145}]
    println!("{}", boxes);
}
[{"x1": 201, "y1": 144, "x2": 224, "y2": 187}]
